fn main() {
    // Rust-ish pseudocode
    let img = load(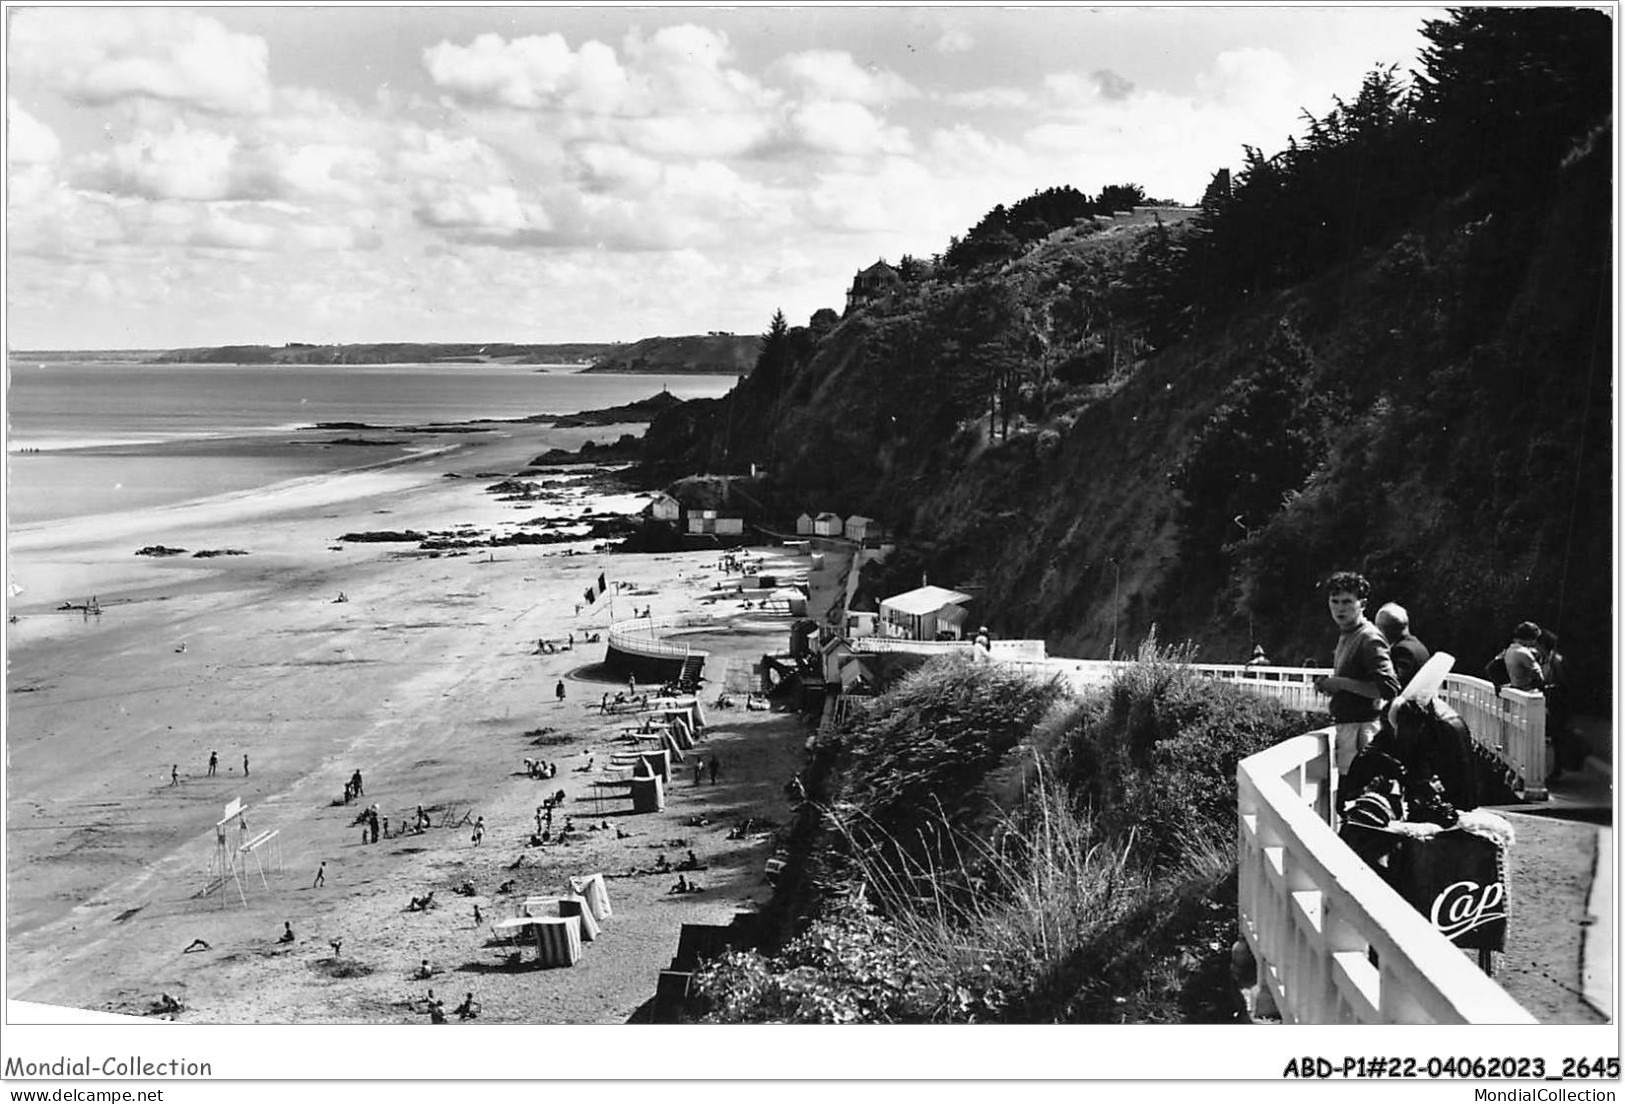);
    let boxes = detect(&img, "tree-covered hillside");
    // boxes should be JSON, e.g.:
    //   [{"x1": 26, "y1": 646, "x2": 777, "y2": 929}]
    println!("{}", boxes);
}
[{"x1": 640, "y1": 9, "x2": 1614, "y2": 704}]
